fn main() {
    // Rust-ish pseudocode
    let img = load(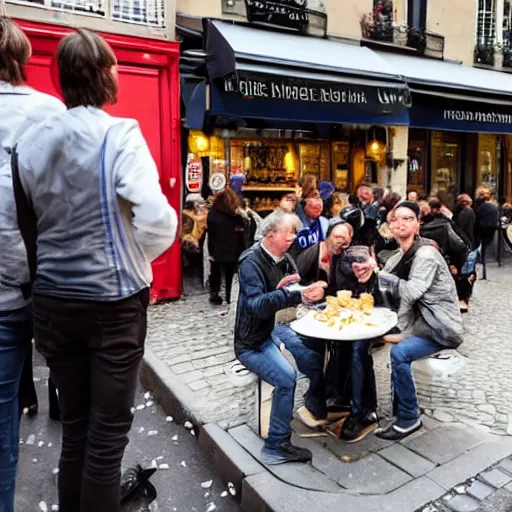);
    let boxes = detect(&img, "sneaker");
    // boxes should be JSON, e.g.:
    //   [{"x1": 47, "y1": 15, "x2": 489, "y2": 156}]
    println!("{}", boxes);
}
[
  {"x1": 209, "y1": 294, "x2": 222, "y2": 306},
  {"x1": 260, "y1": 440, "x2": 313, "y2": 466},
  {"x1": 375, "y1": 418, "x2": 422, "y2": 441},
  {"x1": 296, "y1": 406, "x2": 329, "y2": 429},
  {"x1": 341, "y1": 411, "x2": 379, "y2": 443}
]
